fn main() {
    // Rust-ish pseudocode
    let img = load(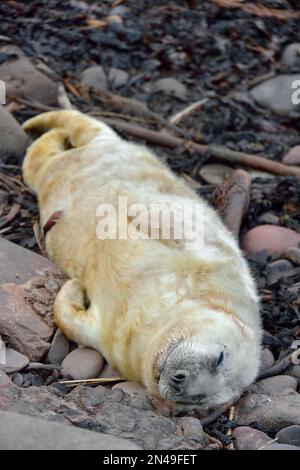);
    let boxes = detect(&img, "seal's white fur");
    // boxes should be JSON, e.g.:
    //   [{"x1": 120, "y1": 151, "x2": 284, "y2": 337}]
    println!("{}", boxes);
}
[{"x1": 22, "y1": 110, "x2": 261, "y2": 408}]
